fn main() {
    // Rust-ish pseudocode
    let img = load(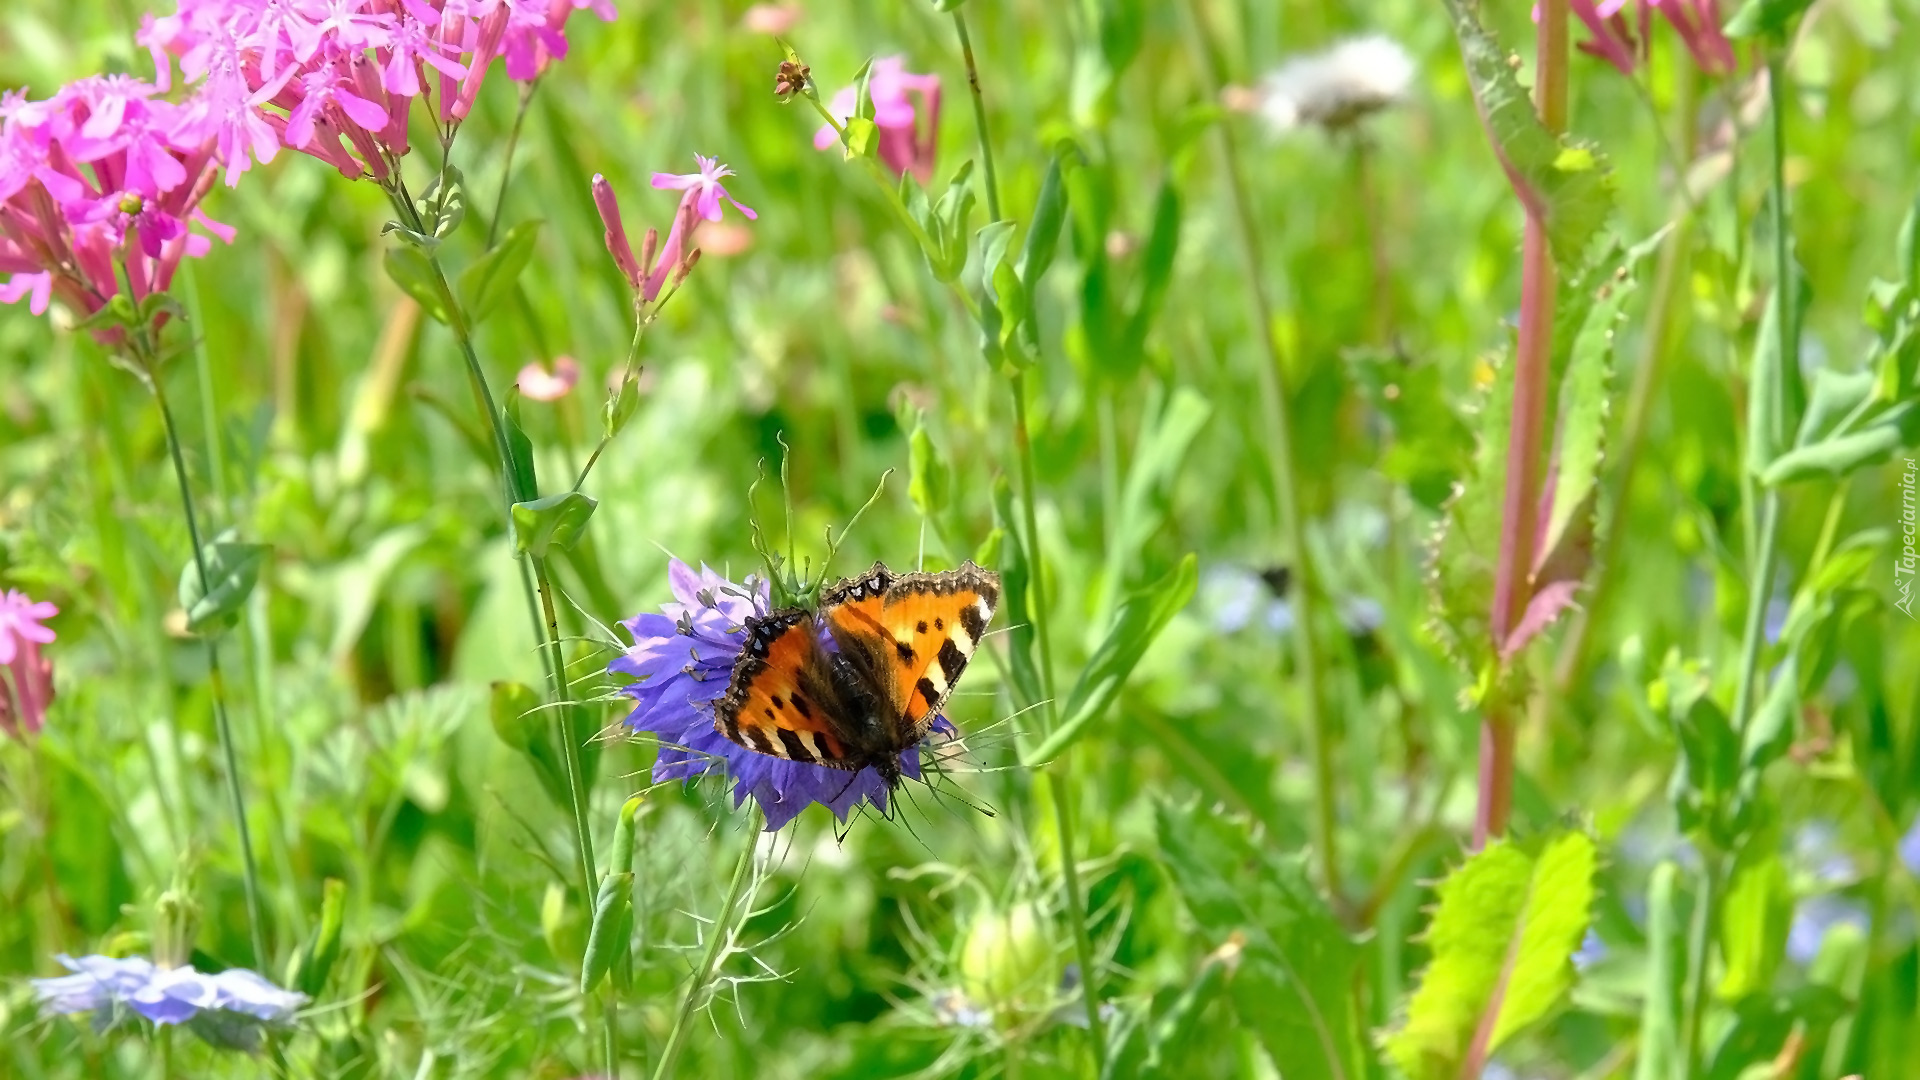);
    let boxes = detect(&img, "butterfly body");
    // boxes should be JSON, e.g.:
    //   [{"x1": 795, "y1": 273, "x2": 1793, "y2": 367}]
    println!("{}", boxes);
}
[{"x1": 713, "y1": 561, "x2": 1000, "y2": 789}]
